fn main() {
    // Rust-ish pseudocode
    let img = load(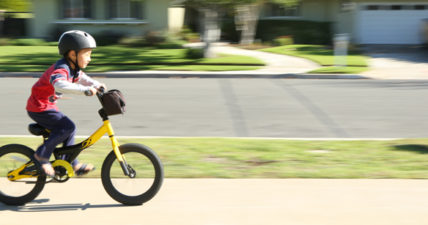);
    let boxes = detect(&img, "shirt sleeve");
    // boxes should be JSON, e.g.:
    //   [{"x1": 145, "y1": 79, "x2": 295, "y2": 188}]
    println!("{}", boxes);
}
[
  {"x1": 54, "y1": 79, "x2": 91, "y2": 96},
  {"x1": 49, "y1": 72, "x2": 67, "y2": 86},
  {"x1": 76, "y1": 72, "x2": 101, "y2": 88}
]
